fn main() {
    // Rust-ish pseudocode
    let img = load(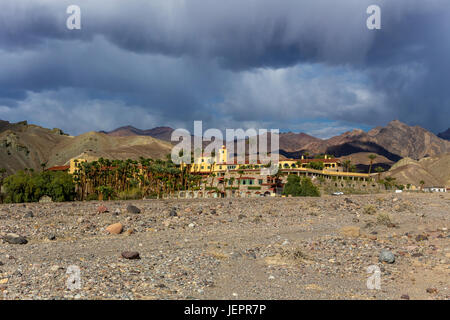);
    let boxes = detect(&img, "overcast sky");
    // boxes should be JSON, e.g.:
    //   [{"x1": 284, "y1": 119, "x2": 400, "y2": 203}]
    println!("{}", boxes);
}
[{"x1": 0, "y1": 0, "x2": 449, "y2": 138}]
